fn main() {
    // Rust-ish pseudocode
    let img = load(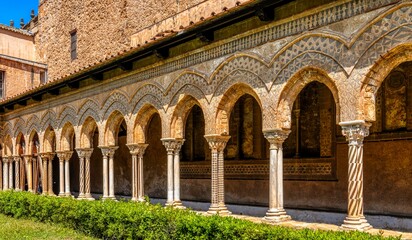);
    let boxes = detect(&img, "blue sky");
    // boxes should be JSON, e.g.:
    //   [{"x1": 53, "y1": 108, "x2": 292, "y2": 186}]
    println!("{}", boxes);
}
[{"x1": 0, "y1": 0, "x2": 38, "y2": 26}]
